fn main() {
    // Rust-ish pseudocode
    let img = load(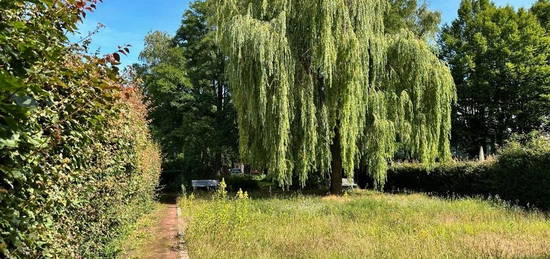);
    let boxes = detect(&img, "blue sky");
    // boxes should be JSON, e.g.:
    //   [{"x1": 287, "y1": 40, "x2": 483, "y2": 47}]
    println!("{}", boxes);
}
[{"x1": 70, "y1": 0, "x2": 538, "y2": 68}]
